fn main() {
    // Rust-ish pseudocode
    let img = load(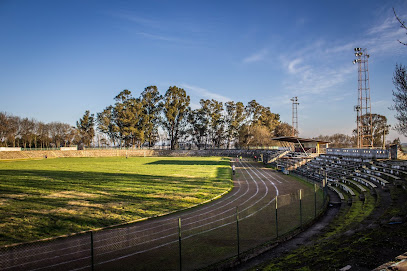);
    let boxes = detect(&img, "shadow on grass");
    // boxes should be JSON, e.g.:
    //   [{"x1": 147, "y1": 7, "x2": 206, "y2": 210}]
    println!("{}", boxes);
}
[
  {"x1": 0, "y1": 168, "x2": 232, "y2": 245},
  {"x1": 147, "y1": 160, "x2": 227, "y2": 166},
  {"x1": 0, "y1": 169, "x2": 230, "y2": 190}
]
